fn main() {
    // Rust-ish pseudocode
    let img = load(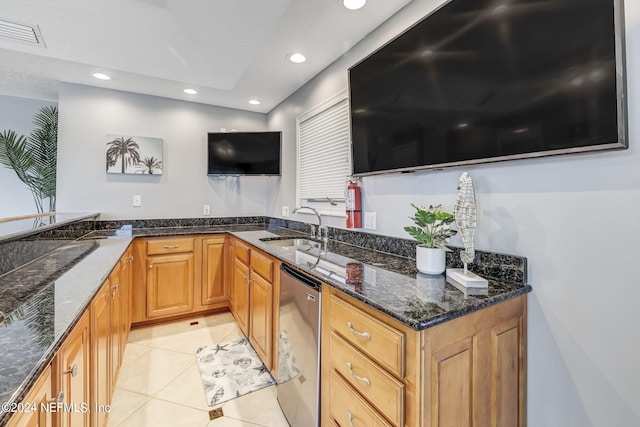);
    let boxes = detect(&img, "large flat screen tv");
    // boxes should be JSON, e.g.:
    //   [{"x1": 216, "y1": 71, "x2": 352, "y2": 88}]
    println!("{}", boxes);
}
[
  {"x1": 349, "y1": 0, "x2": 627, "y2": 176},
  {"x1": 207, "y1": 131, "x2": 281, "y2": 176}
]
